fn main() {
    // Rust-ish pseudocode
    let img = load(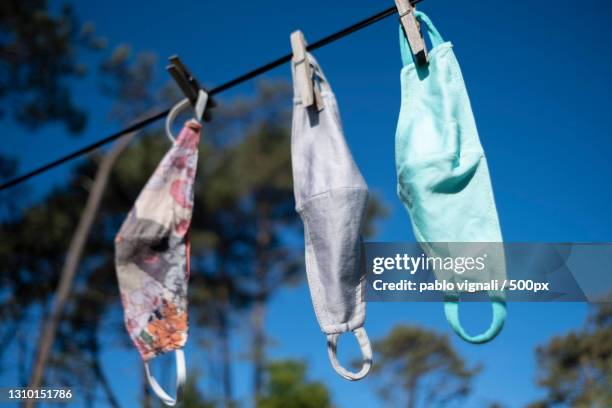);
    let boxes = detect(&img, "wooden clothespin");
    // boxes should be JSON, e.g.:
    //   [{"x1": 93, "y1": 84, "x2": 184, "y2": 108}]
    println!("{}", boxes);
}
[
  {"x1": 167, "y1": 55, "x2": 216, "y2": 122},
  {"x1": 394, "y1": 0, "x2": 428, "y2": 66},
  {"x1": 290, "y1": 30, "x2": 323, "y2": 111}
]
